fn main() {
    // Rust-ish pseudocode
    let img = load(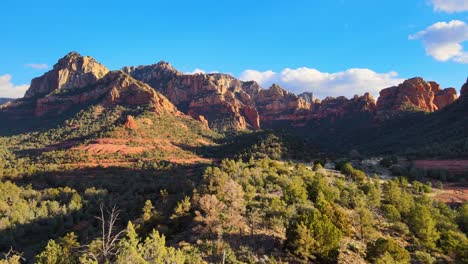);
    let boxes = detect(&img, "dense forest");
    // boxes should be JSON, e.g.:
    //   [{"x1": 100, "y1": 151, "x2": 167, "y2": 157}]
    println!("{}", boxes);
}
[{"x1": 0, "y1": 105, "x2": 467, "y2": 264}]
